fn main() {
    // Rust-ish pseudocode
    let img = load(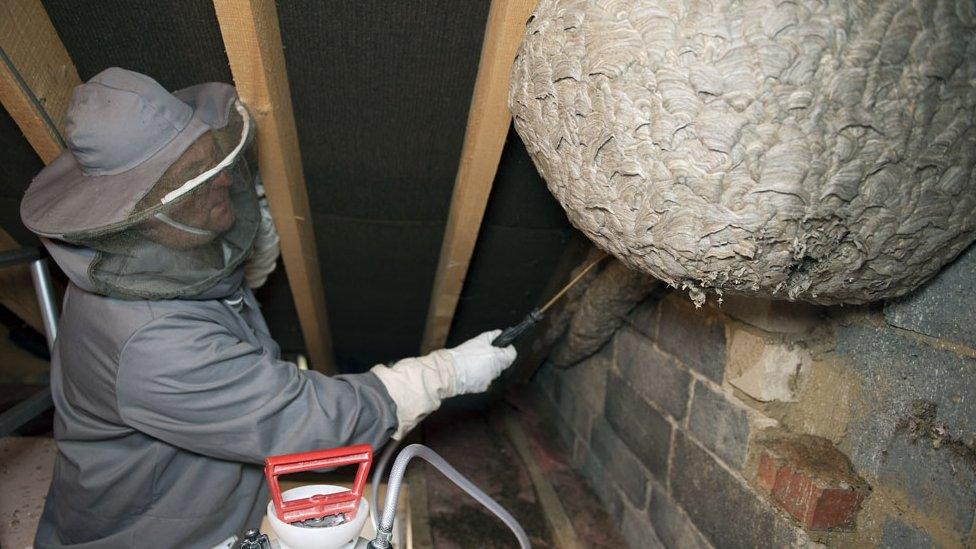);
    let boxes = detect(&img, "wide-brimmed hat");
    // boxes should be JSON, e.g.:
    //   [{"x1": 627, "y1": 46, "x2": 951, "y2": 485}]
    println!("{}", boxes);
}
[{"x1": 21, "y1": 67, "x2": 242, "y2": 238}]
